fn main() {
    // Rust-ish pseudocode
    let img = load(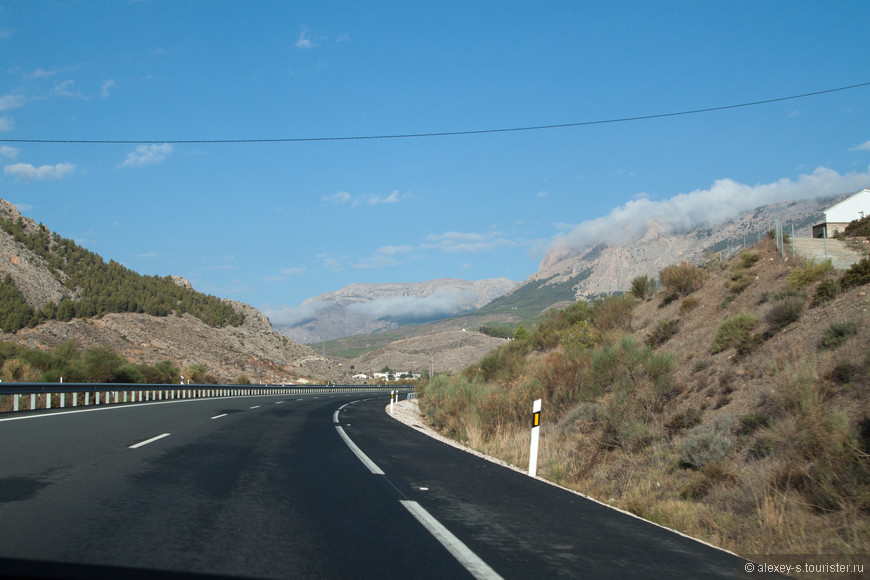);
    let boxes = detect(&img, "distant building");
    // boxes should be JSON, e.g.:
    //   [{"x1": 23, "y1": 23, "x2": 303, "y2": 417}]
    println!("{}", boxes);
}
[
  {"x1": 813, "y1": 188, "x2": 870, "y2": 238},
  {"x1": 352, "y1": 373, "x2": 368, "y2": 380}
]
